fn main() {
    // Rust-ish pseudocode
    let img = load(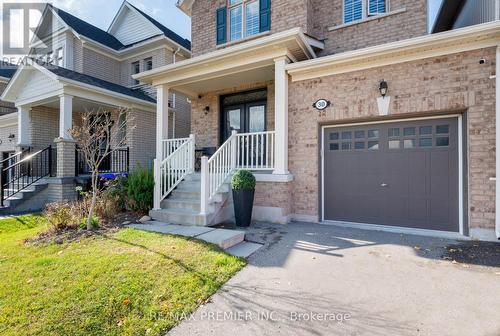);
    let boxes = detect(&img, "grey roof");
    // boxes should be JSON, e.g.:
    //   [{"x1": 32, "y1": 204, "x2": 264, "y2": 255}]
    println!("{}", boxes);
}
[
  {"x1": 0, "y1": 62, "x2": 18, "y2": 79},
  {"x1": 50, "y1": 3, "x2": 191, "y2": 51},
  {"x1": 50, "y1": 5, "x2": 125, "y2": 51},
  {"x1": 45, "y1": 65, "x2": 156, "y2": 103}
]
